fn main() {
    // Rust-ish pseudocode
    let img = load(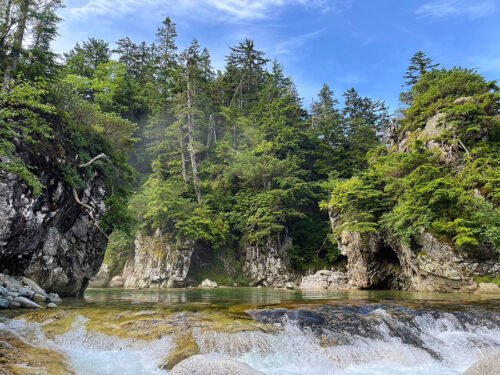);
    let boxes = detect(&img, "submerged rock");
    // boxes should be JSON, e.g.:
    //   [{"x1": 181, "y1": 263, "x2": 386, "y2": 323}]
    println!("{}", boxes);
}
[
  {"x1": 464, "y1": 351, "x2": 500, "y2": 375},
  {"x1": 170, "y1": 355, "x2": 264, "y2": 375}
]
